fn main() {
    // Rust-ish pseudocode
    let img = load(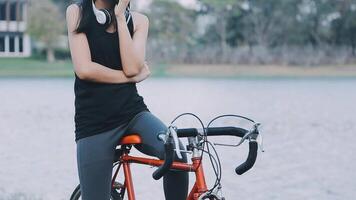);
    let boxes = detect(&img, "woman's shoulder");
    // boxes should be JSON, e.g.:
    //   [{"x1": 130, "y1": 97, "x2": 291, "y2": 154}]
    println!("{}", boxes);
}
[
  {"x1": 130, "y1": 11, "x2": 149, "y2": 31},
  {"x1": 66, "y1": 3, "x2": 82, "y2": 31},
  {"x1": 131, "y1": 11, "x2": 149, "y2": 21},
  {"x1": 66, "y1": 3, "x2": 81, "y2": 17}
]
